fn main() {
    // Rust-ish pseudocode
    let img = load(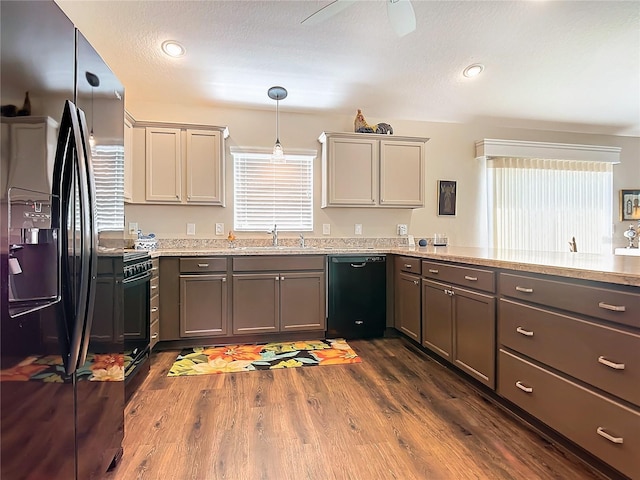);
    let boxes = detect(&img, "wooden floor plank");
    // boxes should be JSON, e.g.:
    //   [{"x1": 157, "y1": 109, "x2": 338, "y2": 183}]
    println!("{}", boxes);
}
[{"x1": 106, "y1": 338, "x2": 605, "y2": 480}]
